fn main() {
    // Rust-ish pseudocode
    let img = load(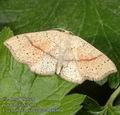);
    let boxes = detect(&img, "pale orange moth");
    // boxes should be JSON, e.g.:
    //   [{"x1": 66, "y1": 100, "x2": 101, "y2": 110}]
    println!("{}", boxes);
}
[{"x1": 4, "y1": 30, "x2": 117, "y2": 83}]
